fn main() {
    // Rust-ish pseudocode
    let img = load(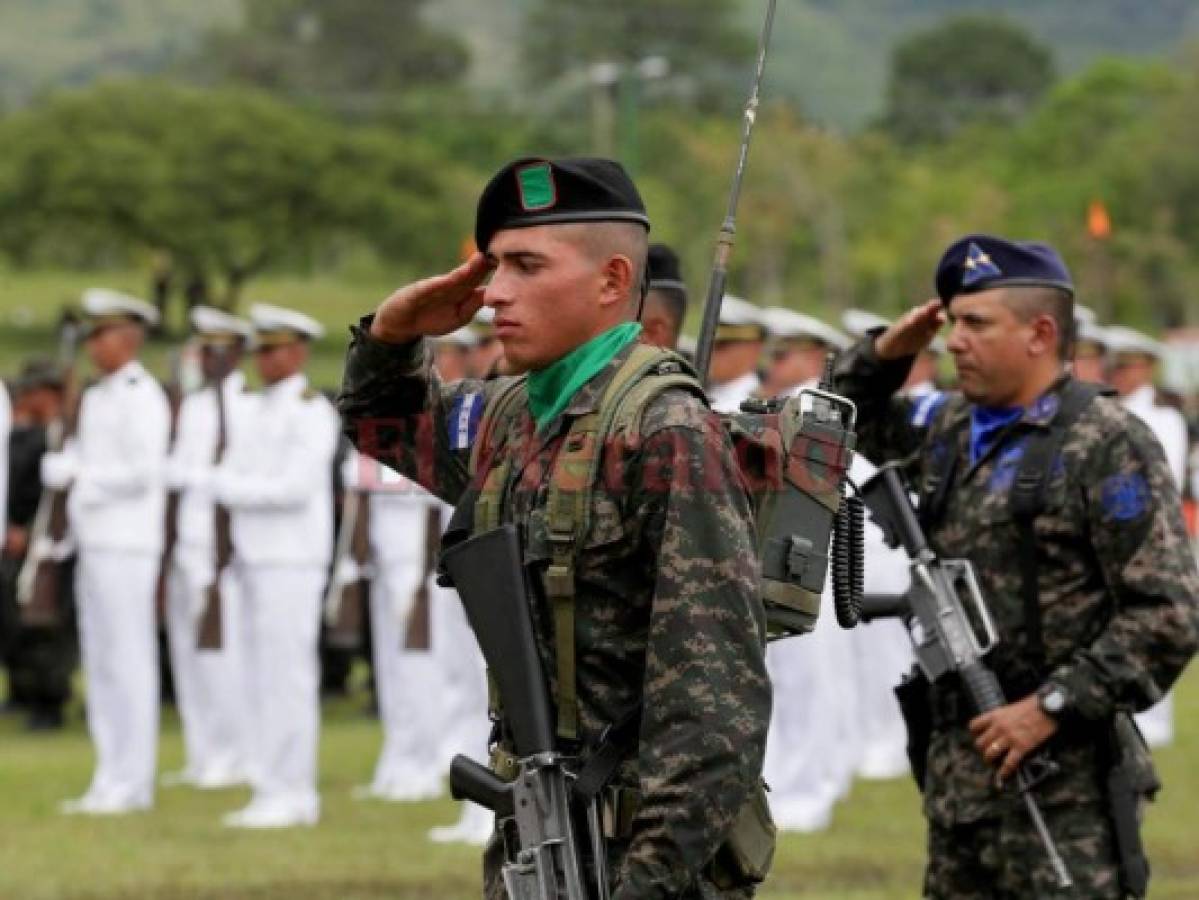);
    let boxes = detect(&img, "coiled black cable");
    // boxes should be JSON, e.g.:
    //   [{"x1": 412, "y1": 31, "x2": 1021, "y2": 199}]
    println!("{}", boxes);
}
[{"x1": 831, "y1": 490, "x2": 864, "y2": 628}]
